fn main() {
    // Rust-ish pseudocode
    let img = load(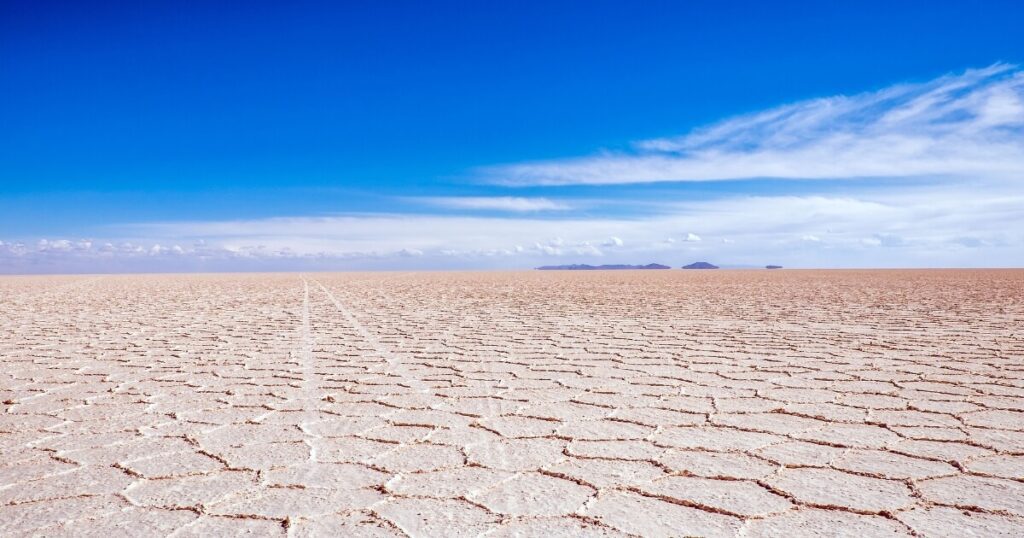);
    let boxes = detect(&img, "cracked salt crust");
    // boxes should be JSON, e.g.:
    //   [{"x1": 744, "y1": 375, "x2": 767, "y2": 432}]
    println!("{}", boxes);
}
[{"x1": 1, "y1": 269, "x2": 1023, "y2": 536}]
